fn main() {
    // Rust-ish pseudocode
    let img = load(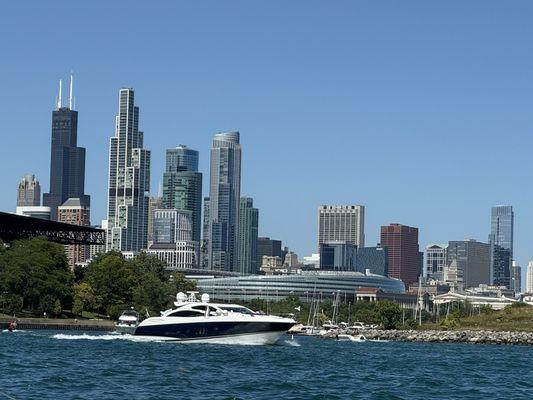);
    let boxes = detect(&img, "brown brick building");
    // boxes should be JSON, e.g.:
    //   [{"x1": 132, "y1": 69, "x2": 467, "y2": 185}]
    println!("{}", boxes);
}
[
  {"x1": 380, "y1": 224, "x2": 419, "y2": 286},
  {"x1": 58, "y1": 198, "x2": 90, "y2": 269}
]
